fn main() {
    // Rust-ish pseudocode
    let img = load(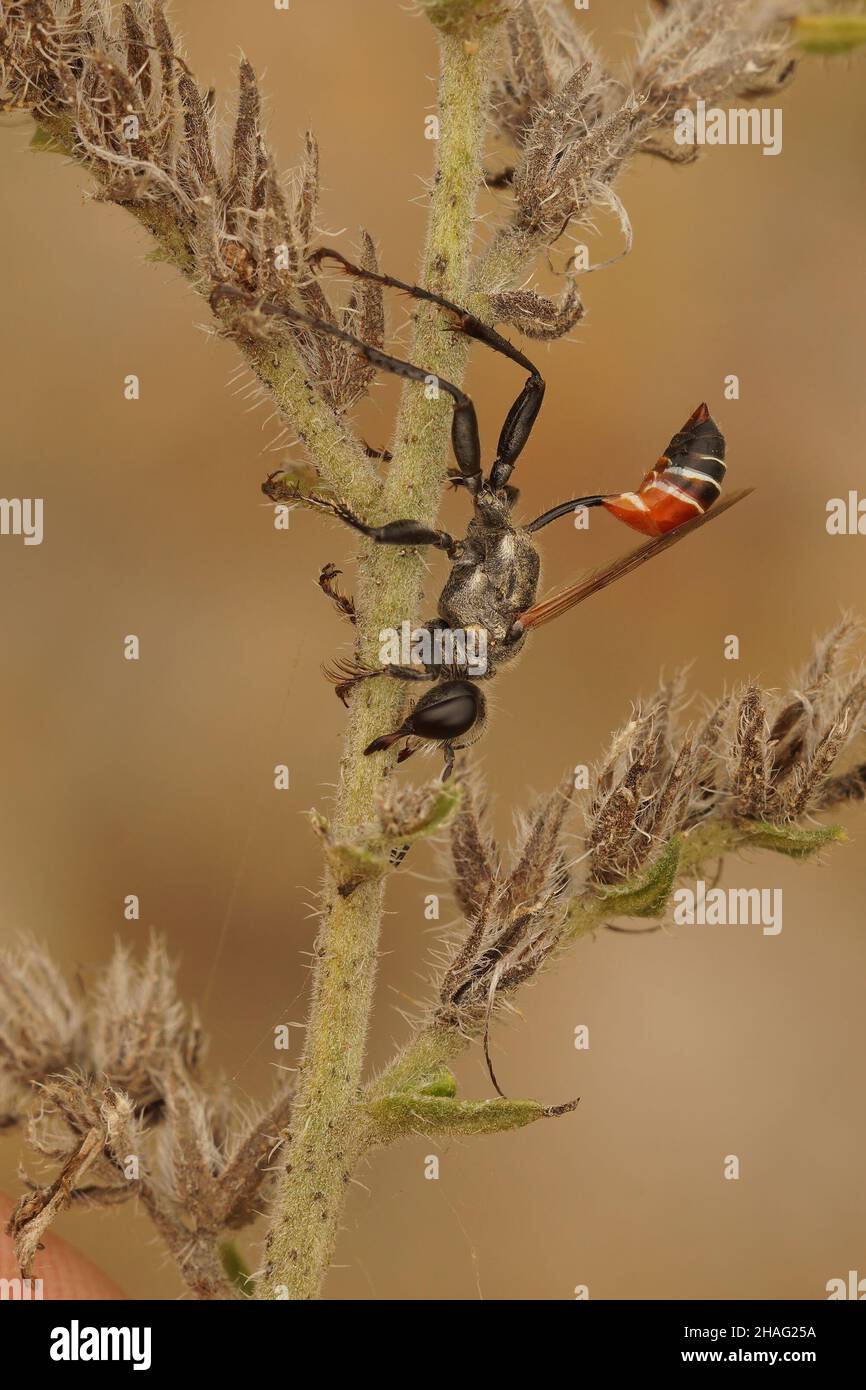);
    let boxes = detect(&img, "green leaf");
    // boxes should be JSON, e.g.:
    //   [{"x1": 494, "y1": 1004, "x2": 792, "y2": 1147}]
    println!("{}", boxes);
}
[
  {"x1": 593, "y1": 836, "x2": 682, "y2": 919},
  {"x1": 327, "y1": 841, "x2": 388, "y2": 882},
  {"x1": 380, "y1": 782, "x2": 461, "y2": 845},
  {"x1": 366, "y1": 1092, "x2": 575, "y2": 1140},
  {"x1": 420, "y1": 0, "x2": 513, "y2": 38},
  {"x1": 219, "y1": 1239, "x2": 252, "y2": 1293},
  {"x1": 262, "y1": 461, "x2": 324, "y2": 502},
  {"x1": 795, "y1": 15, "x2": 866, "y2": 55},
  {"x1": 319, "y1": 783, "x2": 460, "y2": 885},
  {"x1": 736, "y1": 820, "x2": 846, "y2": 860},
  {"x1": 29, "y1": 127, "x2": 63, "y2": 155},
  {"x1": 418, "y1": 1067, "x2": 458, "y2": 1098}
]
